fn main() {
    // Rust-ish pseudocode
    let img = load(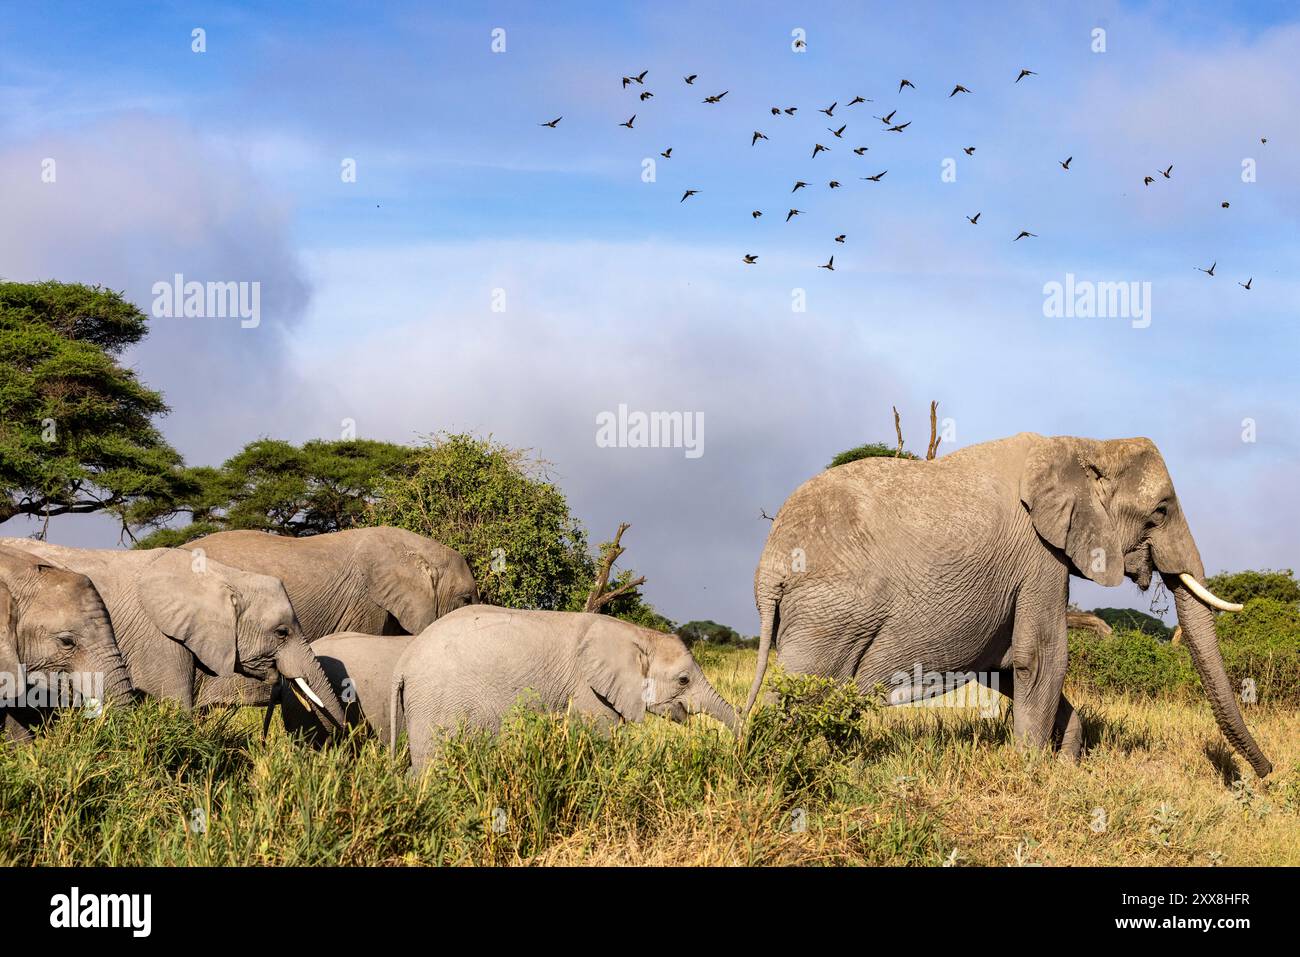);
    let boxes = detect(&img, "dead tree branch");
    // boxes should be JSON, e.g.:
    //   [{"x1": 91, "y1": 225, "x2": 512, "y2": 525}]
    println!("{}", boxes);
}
[
  {"x1": 926, "y1": 401, "x2": 941, "y2": 460},
  {"x1": 585, "y1": 522, "x2": 645, "y2": 612},
  {"x1": 893, "y1": 406, "x2": 905, "y2": 457}
]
